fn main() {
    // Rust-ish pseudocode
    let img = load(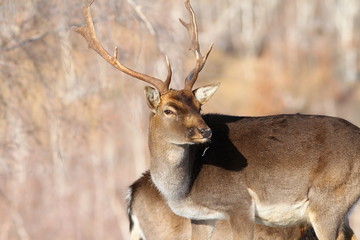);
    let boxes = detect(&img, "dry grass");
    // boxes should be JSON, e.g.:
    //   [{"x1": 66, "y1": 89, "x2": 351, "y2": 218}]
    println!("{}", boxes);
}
[{"x1": 0, "y1": 0, "x2": 359, "y2": 239}]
